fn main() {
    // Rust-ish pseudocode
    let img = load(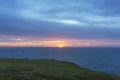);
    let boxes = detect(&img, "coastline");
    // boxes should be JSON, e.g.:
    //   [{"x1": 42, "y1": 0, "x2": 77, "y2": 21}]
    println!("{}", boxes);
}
[{"x1": 0, "y1": 58, "x2": 119, "y2": 80}]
